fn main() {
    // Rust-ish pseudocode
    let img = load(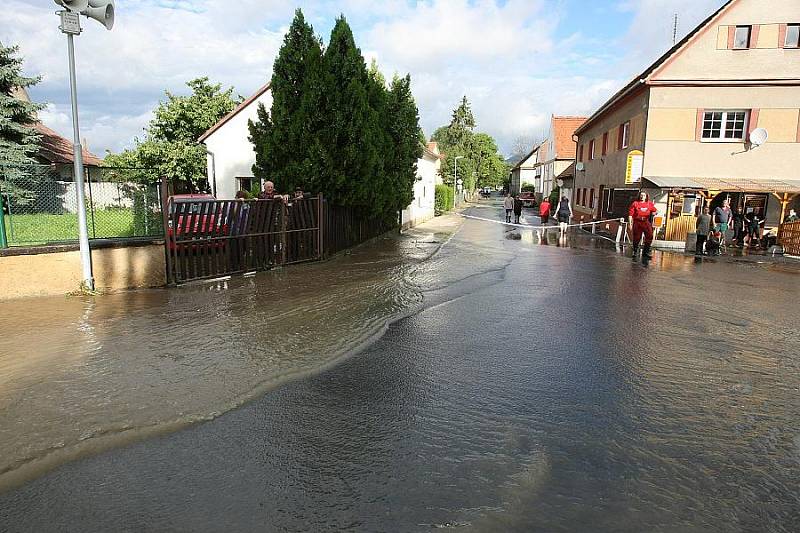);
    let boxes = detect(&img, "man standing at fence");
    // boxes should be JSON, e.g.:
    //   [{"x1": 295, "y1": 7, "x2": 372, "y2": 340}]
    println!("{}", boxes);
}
[{"x1": 628, "y1": 191, "x2": 657, "y2": 260}]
